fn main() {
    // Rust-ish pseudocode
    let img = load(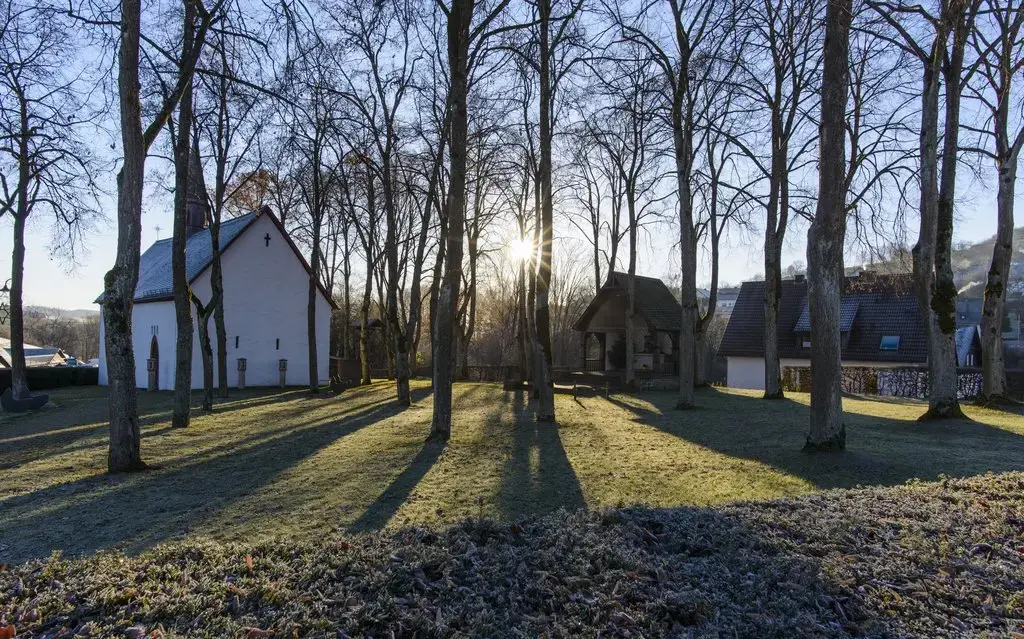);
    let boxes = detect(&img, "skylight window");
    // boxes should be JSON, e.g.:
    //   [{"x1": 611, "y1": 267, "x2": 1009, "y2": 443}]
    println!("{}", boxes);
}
[{"x1": 880, "y1": 335, "x2": 900, "y2": 351}]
